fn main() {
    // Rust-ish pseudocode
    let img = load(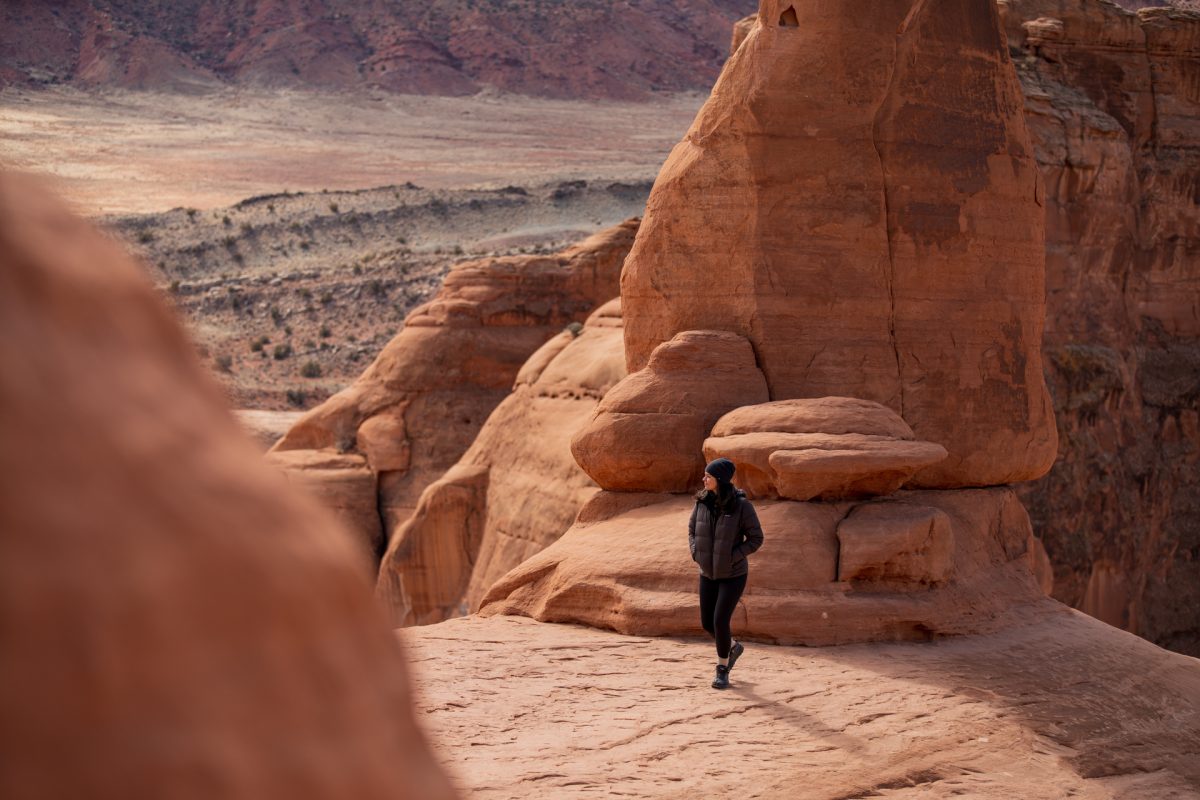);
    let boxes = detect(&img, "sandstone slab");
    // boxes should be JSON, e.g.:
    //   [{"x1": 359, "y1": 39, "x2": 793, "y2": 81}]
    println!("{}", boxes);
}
[
  {"x1": 407, "y1": 612, "x2": 1200, "y2": 800},
  {"x1": 480, "y1": 488, "x2": 1047, "y2": 646},
  {"x1": 703, "y1": 398, "x2": 949, "y2": 500}
]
